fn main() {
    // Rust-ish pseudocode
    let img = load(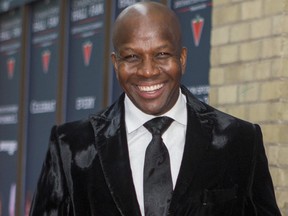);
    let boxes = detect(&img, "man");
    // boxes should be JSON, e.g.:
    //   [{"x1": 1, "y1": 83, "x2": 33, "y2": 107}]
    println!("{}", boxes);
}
[{"x1": 29, "y1": 2, "x2": 281, "y2": 216}]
